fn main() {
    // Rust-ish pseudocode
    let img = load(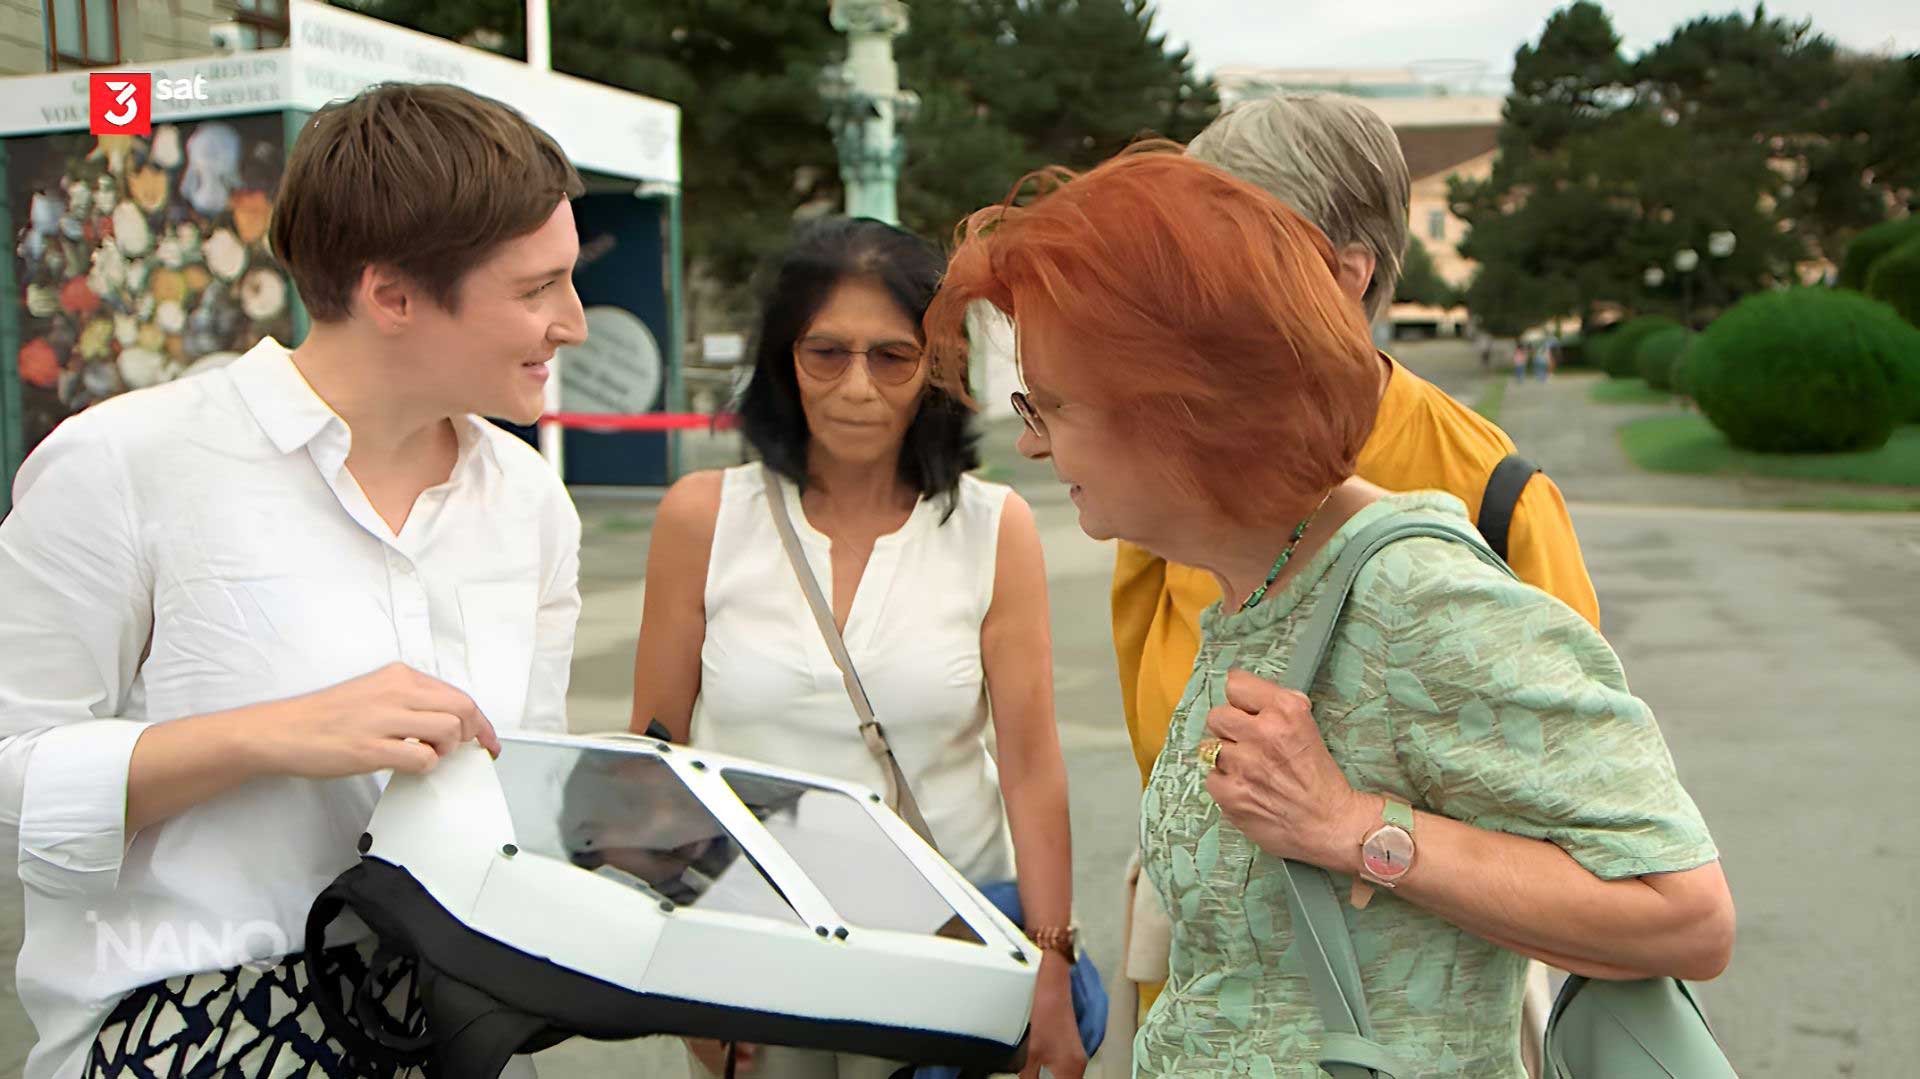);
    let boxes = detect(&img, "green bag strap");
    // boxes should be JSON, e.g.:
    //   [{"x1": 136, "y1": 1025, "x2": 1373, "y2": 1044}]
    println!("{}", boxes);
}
[
  {"x1": 1279, "y1": 517, "x2": 1516, "y2": 698},
  {"x1": 1267, "y1": 516, "x2": 1514, "y2": 1079},
  {"x1": 1318, "y1": 1033, "x2": 1415, "y2": 1076}
]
